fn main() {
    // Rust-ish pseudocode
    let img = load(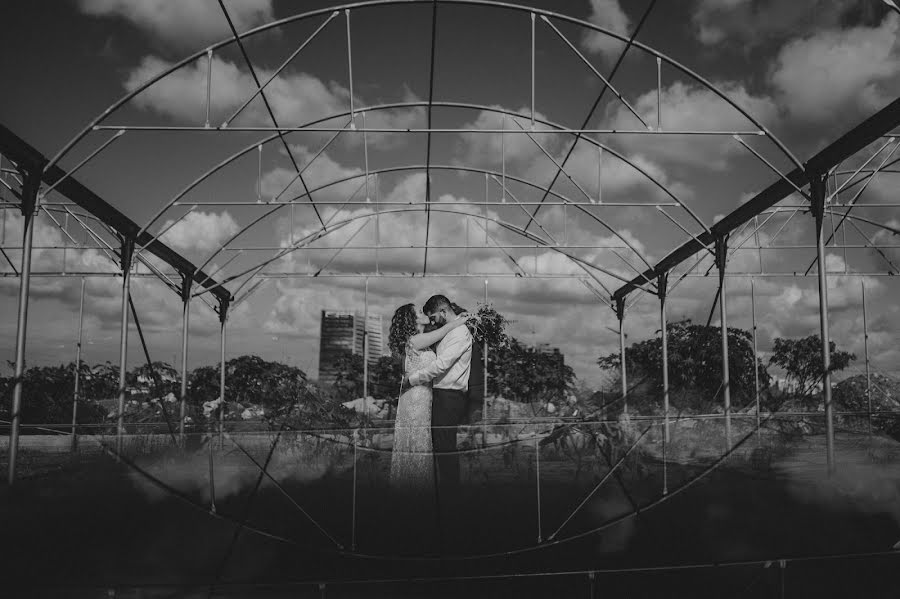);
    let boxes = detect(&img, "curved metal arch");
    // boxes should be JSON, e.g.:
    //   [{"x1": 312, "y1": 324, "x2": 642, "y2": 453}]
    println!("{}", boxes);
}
[
  {"x1": 136, "y1": 101, "x2": 709, "y2": 246},
  {"x1": 48, "y1": 0, "x2": 803, "y2": 189},
  {"x1": 196, "y1": 205, "x2": 637, "y2": 300},
  {"x1": 190, "y1": 162, "x2": 659, "y2": 286}
]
